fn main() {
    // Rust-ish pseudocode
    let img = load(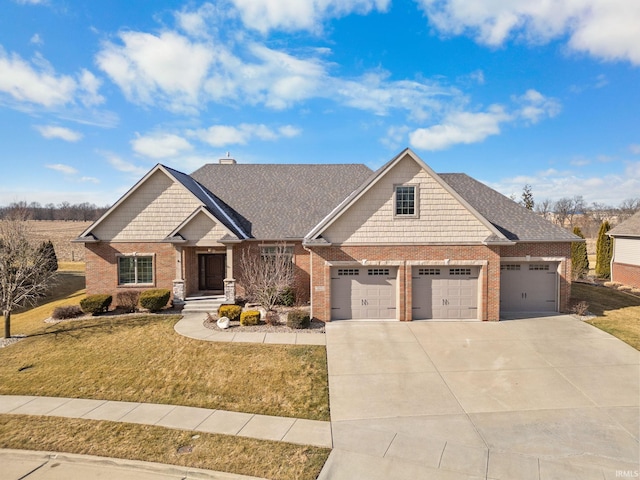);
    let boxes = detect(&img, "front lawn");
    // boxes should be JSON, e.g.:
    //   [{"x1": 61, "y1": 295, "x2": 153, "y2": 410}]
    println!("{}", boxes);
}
[
  {"x1": 0, "y1": 314, "x2": 329, "y2": 420},
  {"x1": 571, "y1": 282, "x2": 640, "y2": 350}
]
